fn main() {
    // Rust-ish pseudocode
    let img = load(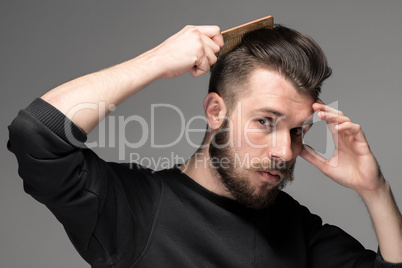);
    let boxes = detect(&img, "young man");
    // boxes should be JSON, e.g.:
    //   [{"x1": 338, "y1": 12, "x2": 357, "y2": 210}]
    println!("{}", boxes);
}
[{"x1": 8, "y1": 24, "x2": 402, "y2": 267}]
